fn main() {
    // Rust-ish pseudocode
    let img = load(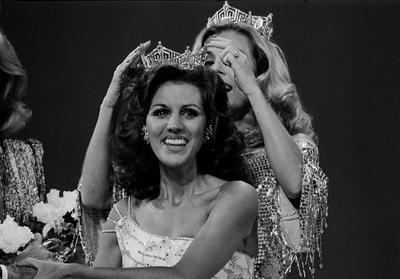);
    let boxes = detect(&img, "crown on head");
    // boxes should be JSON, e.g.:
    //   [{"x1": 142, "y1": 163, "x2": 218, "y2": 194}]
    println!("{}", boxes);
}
[
  {"x1": 207, "y1": 1, "x2": 273, "y2": 40},
  {"x1": 141, "y1": 41, "x2": 206, "y2": 70}
]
